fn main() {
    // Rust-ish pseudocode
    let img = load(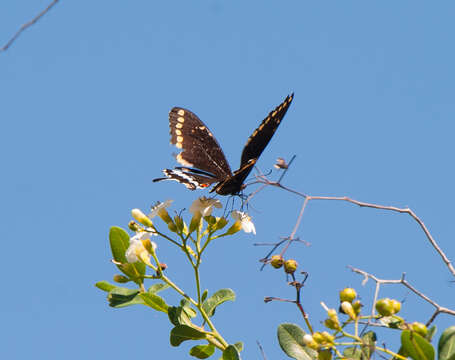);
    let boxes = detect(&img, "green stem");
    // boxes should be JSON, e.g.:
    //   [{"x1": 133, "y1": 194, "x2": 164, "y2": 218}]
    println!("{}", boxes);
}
[
  {"x1": 375, "y1": 346, "x2": 407, "y2": 360},
  {"x1": 200, "y1": 231, "x2": 214, "y2": 255},
  {"x1": 196, "y1": 303, "x2": 229, "y2": 348},
  {"x1": 147, "y1": 251, "x2": 199, "y2": 307},
  {"x1": 154, "y1": 230, "x2": 182, "y2": 247},
  {"x1": 341, "y1": 331, "x2": 361, "y2": 342}
]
